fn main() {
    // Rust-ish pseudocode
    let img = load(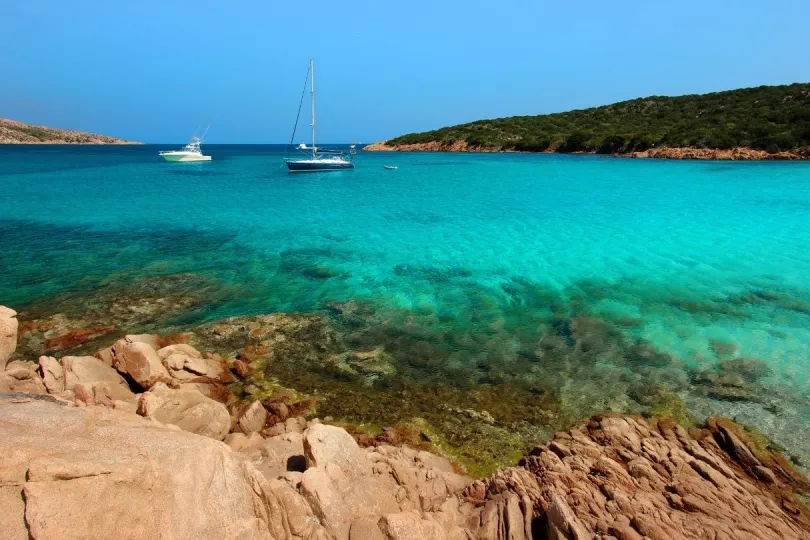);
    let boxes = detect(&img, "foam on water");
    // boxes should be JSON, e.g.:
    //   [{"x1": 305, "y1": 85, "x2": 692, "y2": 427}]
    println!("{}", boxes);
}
[{"x1": 2, "y1": 144, "x2": 810, "y2": 464}]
